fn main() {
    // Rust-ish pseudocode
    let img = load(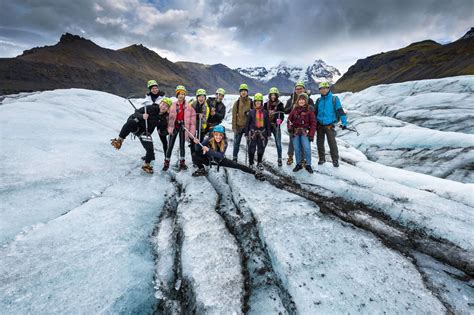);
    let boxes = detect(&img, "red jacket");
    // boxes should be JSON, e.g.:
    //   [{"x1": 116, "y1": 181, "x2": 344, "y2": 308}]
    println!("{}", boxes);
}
[{"x1": 287, "y1": 105, "x2": 316, "y2": 137}]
